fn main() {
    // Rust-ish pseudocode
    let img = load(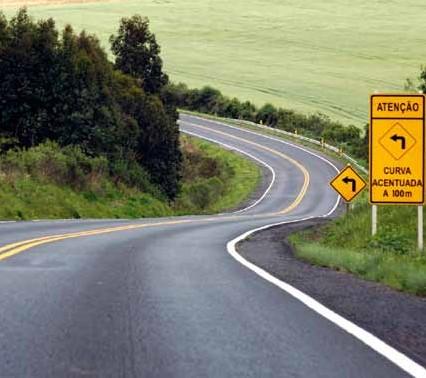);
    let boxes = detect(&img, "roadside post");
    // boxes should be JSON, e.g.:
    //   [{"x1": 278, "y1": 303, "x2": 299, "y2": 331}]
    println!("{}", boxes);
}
[
  {"x1": 330, "y1": 165, "x2": 367, "y2": 212},
  {"x1": 369, "y1": 94, "x2": 425, "y2": 251}
]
